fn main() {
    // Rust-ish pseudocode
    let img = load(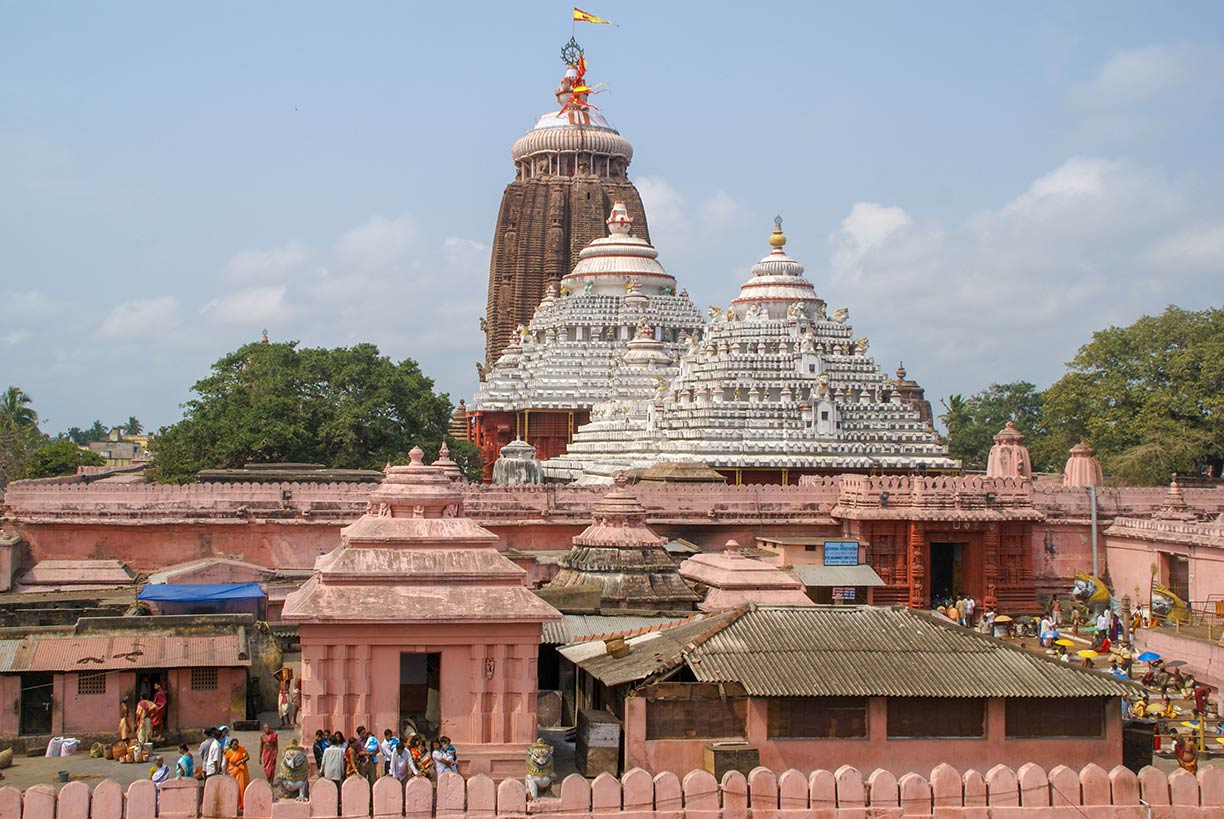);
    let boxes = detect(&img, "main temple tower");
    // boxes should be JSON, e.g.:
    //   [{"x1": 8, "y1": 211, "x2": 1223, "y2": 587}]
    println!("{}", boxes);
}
[{"x1": 481, "y1": 40, "x2": 650, "y2": 372}]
